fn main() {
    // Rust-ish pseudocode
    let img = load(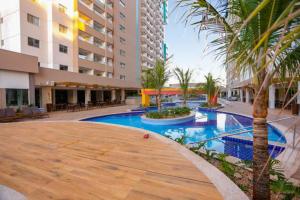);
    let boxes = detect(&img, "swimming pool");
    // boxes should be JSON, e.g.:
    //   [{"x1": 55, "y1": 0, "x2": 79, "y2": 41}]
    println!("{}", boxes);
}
[{"x1": 83, "y1": 109, "x2": 286, "y2": 160}]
